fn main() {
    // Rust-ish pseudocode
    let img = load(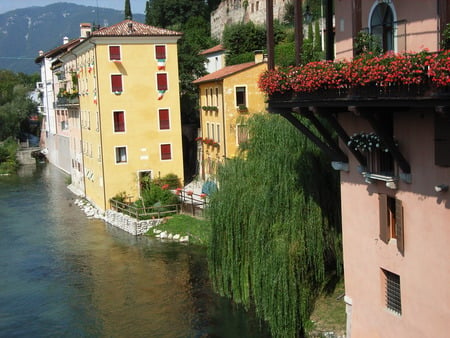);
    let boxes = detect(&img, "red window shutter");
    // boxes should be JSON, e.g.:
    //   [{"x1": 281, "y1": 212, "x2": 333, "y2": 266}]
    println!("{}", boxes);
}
[
  {"x1": 109, "y1": 46, "x2": 121, "y2": 60},
  {"x1": 157, "y1": 73, "x2": 168, "y2": 91},
  {"x1": 114, "y1": 111, "x2": 125, "y2": 132},
  {"x1": 379, "y1": 194, "x2": 389, "y2": 243},
  {"x1": 160, "y1": 144, "x2": 172, "y2": 160},
  {"x1": 155, "y1": 45, "x2": 166, "y2": 60},
  {"x1": 111, "y1": 75, "x2": 123, "y2": 92},
  {"x1": 395, "y1": 198, "x2": 404, "y2": 255},
  {"x1": 159, "y1": 109, "x2": 170, "y2": 130}
]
